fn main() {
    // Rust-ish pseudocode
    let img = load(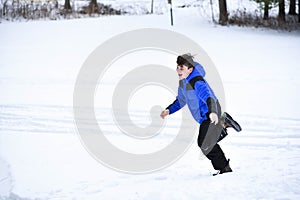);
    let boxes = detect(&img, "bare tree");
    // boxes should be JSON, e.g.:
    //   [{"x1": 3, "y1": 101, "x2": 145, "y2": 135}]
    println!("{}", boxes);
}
[
  {"x1": 218, "y1": 0, "x2": 228, "y2": 25},
  {"x1": 64, "y1": 0, "x2": 71, "y2": 10},
  {"x1": 288, "y1": 0, "x2": 296, "y2": 15},
  {"x1": 278, "y1": 0, "x2": 285, "y2": 21},
  {"x1": 263, "y1": 0, "x2": 270, "y2": 20},
  {"x1": 253, "y1": 0, "x2": 277, "y2": 20},
  {"x1": 89, "y1": 0, "x2": 98, "y2": 14}
]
